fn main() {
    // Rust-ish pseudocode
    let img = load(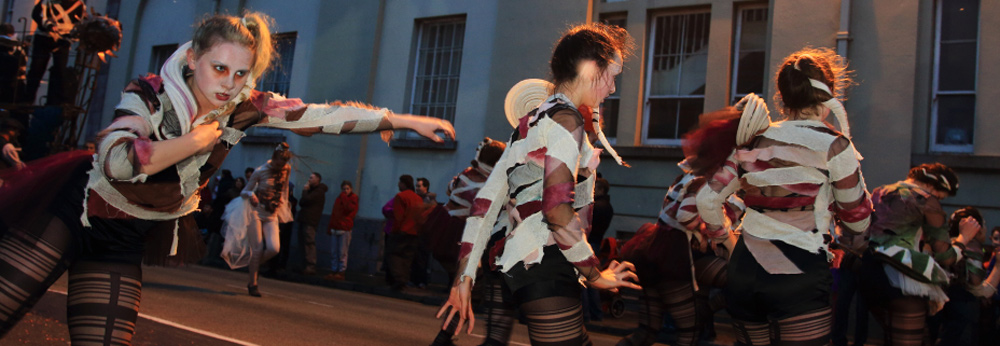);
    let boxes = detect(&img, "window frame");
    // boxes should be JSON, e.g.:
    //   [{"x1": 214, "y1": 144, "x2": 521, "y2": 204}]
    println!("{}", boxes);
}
[
  {"x1": 641, "y1": 8, "x2": 712, "y2": 146},
  {"x1": 148, "y1": 43, "x2": 178, "y2": 75},
  {"x1": 730, "y1": 4, "x2": 769, "y2": 105},
  {"x1": 256, "y1": 32, "x2": 297, "y2": 97},
  {"x1": 930, "y1": 0, "x2": 979, "y2": 153},
  {"x1": 250, "y1": 32, "x2": 297, "y2": 138}
]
